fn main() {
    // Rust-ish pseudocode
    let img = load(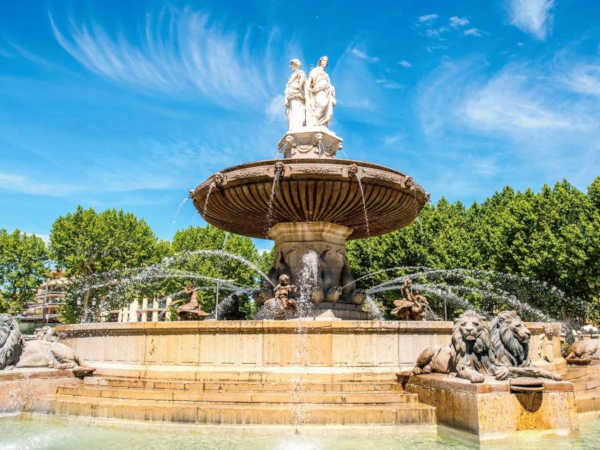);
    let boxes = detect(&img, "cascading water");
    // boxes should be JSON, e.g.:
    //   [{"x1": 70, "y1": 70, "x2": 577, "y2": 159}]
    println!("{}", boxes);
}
[
  {"x1": 266, "y1": 165, "x2": 282, "y2": 232},
  {"x1": 363, "y1": 295, "x2": 384, "y2": 320},
  {"x1": 296, "y1": 251, "x2": 319, "y2": 318},
  {"x1": 354, "y1": 174, "x2": 372, "y2": 240},
  {"x1": 202, "y1": 183, "x2": 215, "y2": 217},
  {"x1": 290, "y1": 251, "x2": 320, "y2": 426},
  {"x1": 170, "y1": 197, "x2": 189, "y2": 224}
]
